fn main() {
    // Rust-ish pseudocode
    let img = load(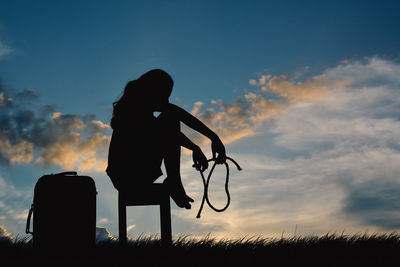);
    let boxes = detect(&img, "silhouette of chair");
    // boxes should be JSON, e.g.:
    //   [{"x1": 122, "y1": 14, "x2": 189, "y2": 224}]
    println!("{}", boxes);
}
[{"x1": 118, "y1": 183, "x2": 172, "y2": 247}]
